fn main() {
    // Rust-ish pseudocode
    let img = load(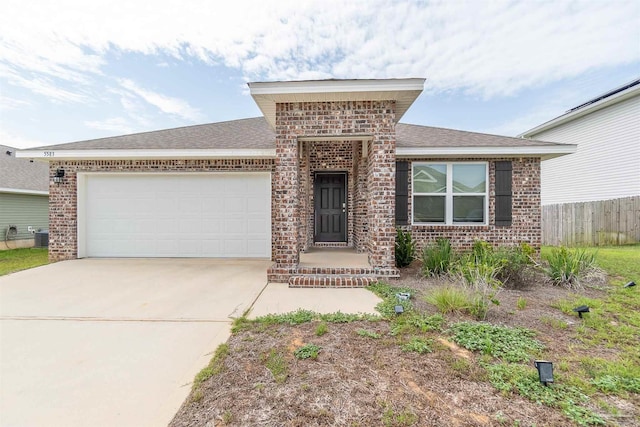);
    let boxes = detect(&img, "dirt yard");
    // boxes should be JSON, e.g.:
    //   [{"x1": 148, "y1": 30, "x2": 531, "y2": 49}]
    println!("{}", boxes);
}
[{"x1": 170, "y1": 264, "x2": 639, "y2": 427}]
